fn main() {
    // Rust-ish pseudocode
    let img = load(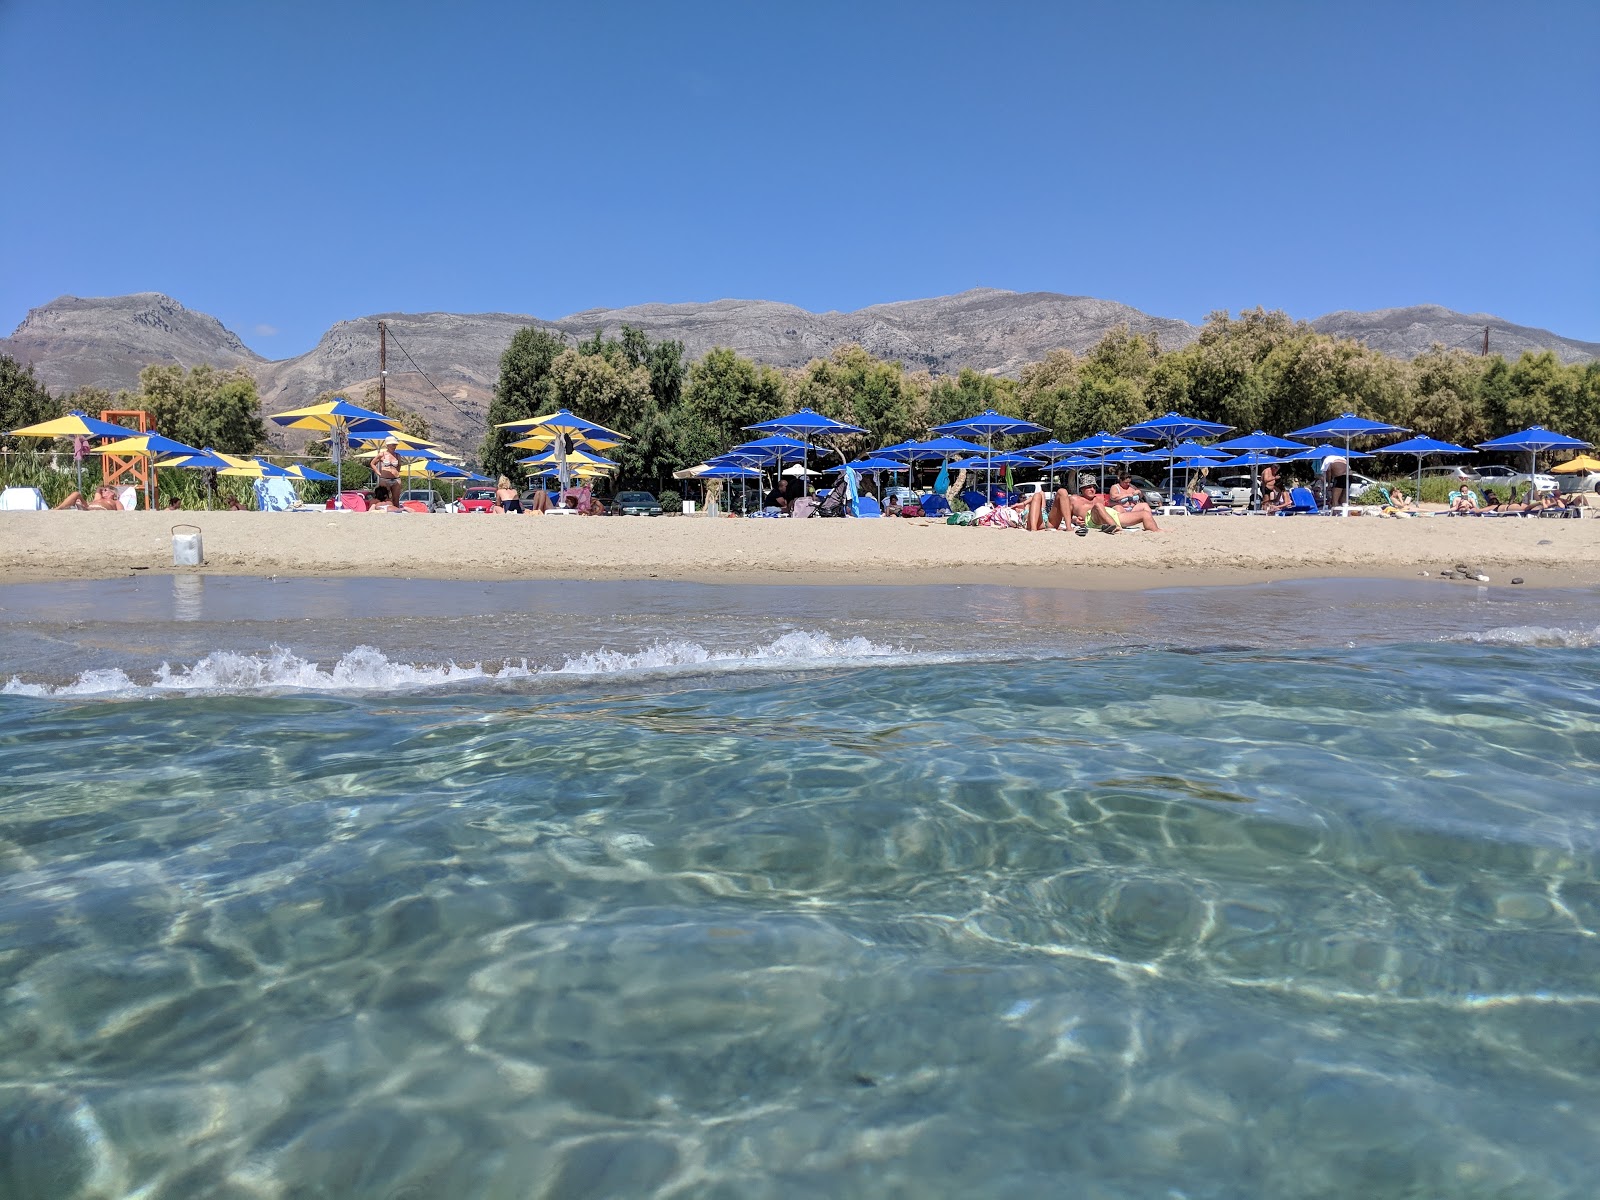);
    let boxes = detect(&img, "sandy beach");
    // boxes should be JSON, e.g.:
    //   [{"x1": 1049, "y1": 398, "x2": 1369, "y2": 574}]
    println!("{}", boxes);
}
[{"x1": 3, "y1": 508, "x2": 1598, "y2": 589}]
